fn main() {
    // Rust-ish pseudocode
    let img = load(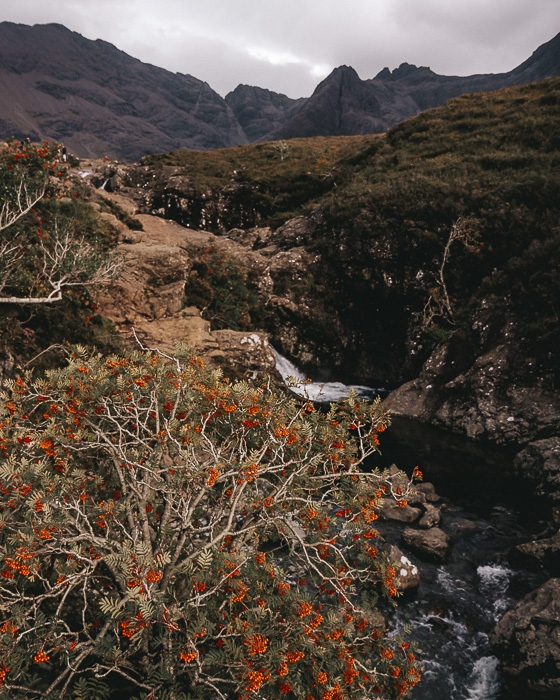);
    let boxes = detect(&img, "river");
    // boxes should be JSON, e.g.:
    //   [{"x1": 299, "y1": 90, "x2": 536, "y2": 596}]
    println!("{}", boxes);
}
[{"x1": 273, "y1": 349, "x2": 549, "y2": 700}]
